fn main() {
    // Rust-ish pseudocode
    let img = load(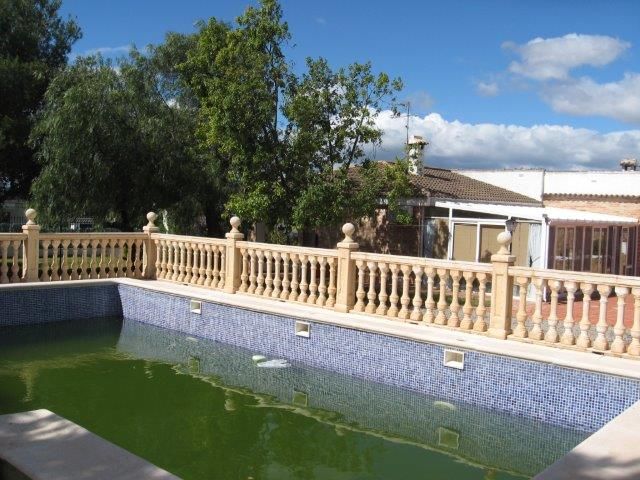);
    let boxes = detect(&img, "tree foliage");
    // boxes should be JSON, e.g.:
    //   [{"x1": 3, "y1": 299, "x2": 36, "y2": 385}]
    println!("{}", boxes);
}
[
  {"x1": 30, "y1": 41, "x2": 202, "y2": 231},
  {"x1": 25, "y1": 0, "x2": 411, "y2": 238},
  {"x1": 184, "y1": 0, "x2": 411, "y2": 241},
  {"x1": 0, "y1": 0, "x2": 81, "y2": 202}
]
